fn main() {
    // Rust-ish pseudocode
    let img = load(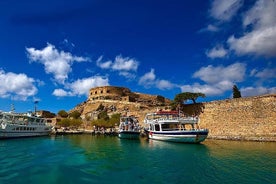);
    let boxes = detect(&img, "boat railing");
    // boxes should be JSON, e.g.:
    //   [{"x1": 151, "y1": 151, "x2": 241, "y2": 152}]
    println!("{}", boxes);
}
[{"x1": 144, "y1": 116, "x2": 199, "y2": 124}]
